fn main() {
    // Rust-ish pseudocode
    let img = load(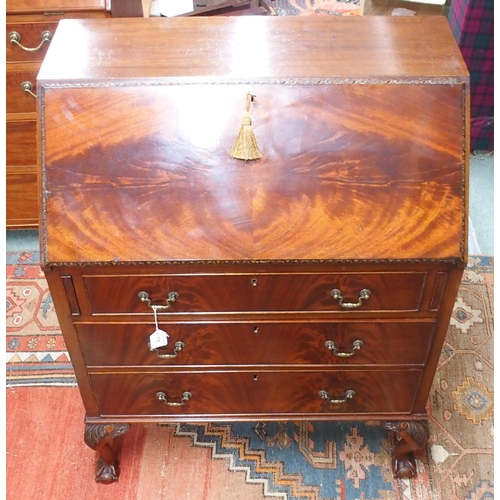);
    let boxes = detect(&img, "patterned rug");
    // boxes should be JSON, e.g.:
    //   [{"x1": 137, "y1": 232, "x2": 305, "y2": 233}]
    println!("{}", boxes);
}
[
  {"x1": 269, "y1": 0, "x2": 361, "y2": 16},
  {"x1": 6, "y1": 252, "x2": 494, "y2": 499}
]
